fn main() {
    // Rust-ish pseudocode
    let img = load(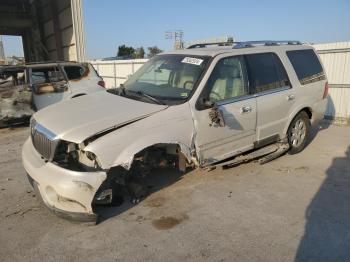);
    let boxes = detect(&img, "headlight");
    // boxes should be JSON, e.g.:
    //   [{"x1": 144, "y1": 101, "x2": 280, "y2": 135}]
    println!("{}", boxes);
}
[
  {"x1": 78, "y1": 150, "x2": 101, "y2": 170},
  {"x1": 86, "y1": 151, "x2": 96, "y2": 161}
]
